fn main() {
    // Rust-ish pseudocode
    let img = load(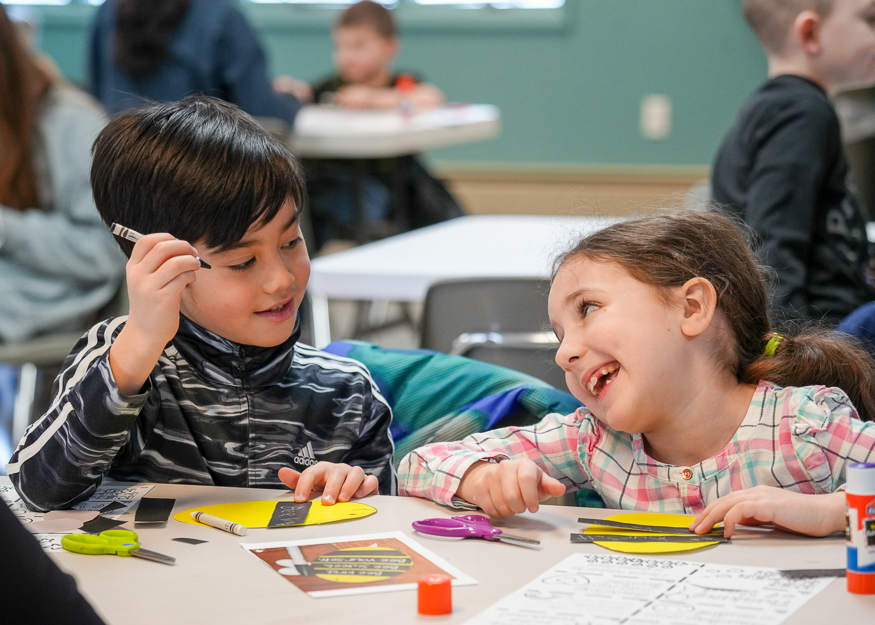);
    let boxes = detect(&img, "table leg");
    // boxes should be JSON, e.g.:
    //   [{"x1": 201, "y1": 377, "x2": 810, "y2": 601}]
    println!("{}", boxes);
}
[
  {"x1": 353, "y1": 159, "x2": 367, "y2": 243},
  {"x1": 310, "y1": 294, "x2": 332, "y2": 348},
  {"x1": 390, "y1": 155, "x2": 410, "y2": 233}
]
